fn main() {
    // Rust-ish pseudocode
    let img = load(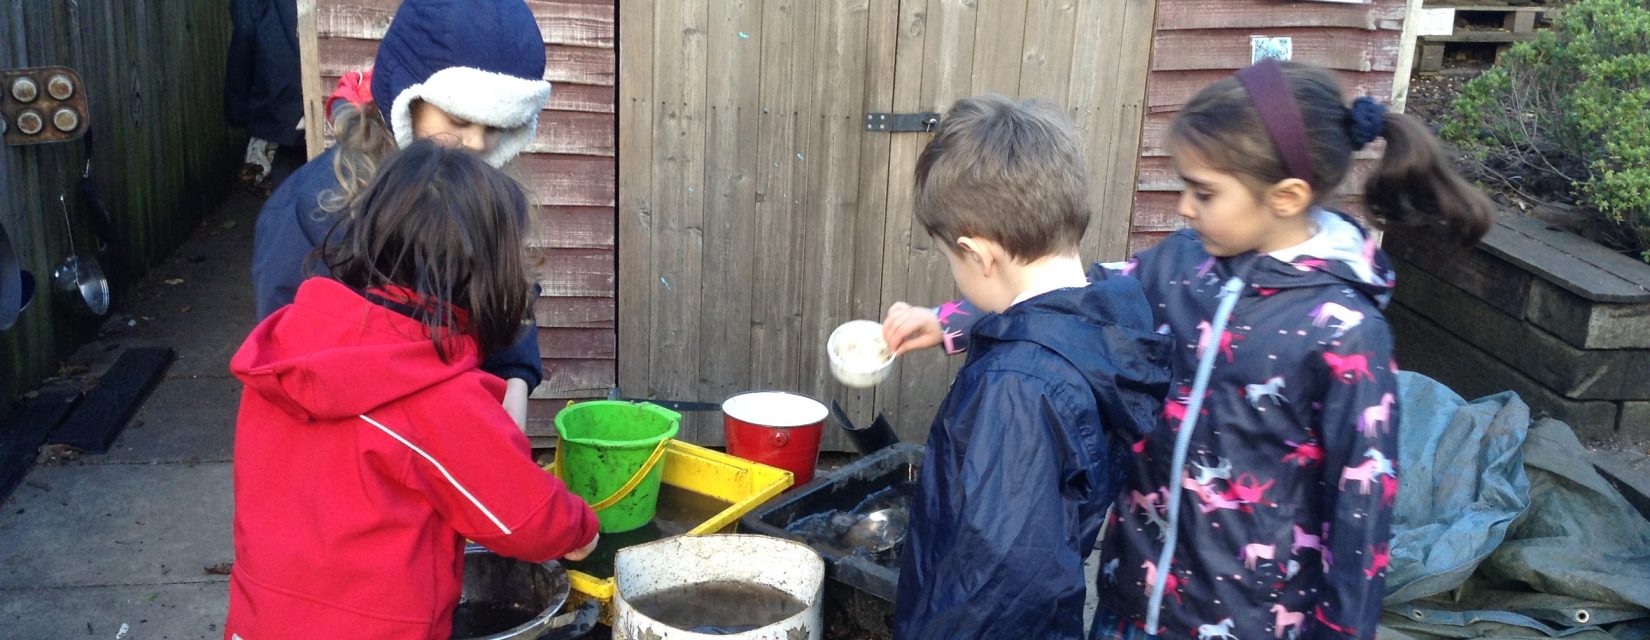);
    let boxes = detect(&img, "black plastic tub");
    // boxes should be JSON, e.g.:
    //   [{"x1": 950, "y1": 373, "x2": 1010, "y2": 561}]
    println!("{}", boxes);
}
[{"x1": 740, "y1": 443, "x2": 924, "y2": 638}]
